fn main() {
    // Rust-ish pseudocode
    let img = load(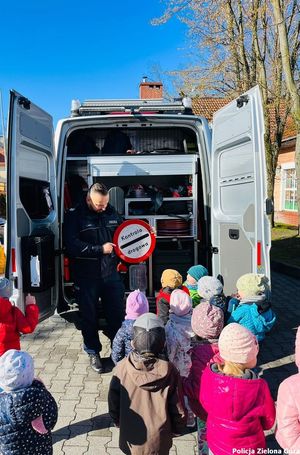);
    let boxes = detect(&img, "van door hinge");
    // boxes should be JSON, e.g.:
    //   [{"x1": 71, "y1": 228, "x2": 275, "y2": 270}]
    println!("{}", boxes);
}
[
  {"x1": 18, "y1": 96, "x2": 31, "y2": 110},
  {"x1": 236, "y1": 95, "x2": 249, "y2": 108},
  {"x1": 210, "y1": 246, "x2": 219, "y2": 254}
]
